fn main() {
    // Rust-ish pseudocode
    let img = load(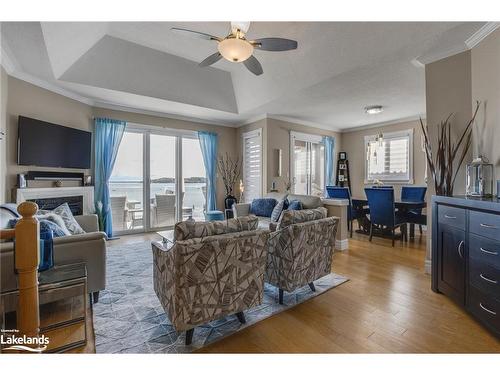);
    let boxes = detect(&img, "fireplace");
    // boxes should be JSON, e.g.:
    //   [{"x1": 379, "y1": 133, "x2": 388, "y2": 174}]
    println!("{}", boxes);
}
[
  {"x1": 29, "y1": 195, "x2": 84, "y2": 215},
  {"x1": 16, "y1": 186, "x2": 95, "y2": 215}
]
